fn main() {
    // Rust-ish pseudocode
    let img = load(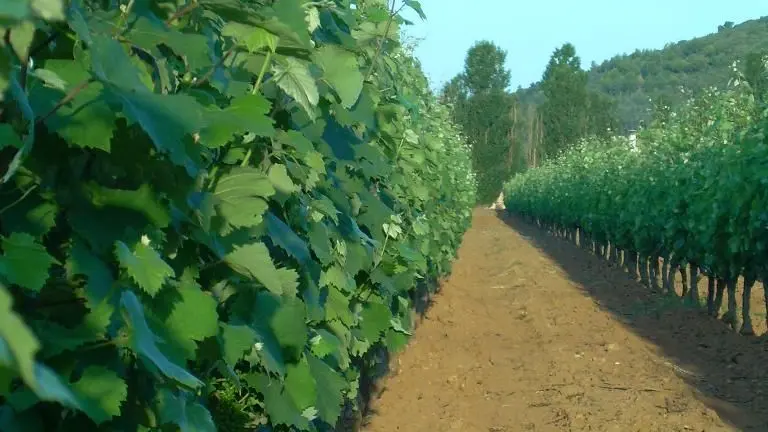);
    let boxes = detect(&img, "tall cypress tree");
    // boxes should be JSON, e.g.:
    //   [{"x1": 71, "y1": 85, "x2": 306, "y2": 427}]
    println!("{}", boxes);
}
[{"x1": 442, "y1": 41, "x2": 515, "y2": 204}]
